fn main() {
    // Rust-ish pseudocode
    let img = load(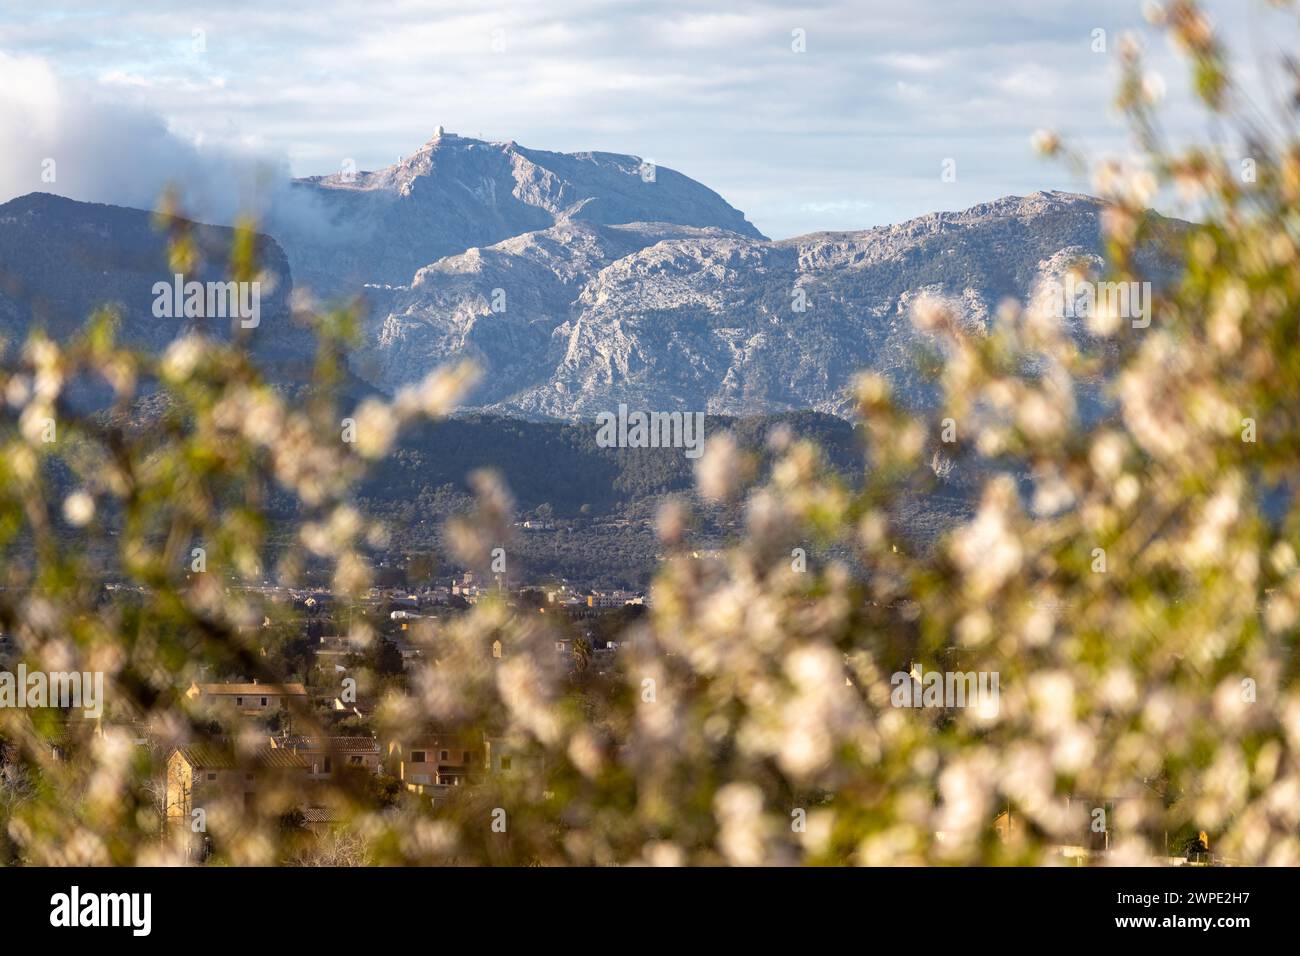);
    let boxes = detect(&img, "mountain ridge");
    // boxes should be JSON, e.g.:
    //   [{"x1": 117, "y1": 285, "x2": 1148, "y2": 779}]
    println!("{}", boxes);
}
[
  {"x1": 353, "y1": 187, "x2": 1125, "y2": 419},
  {"x1": 1, "y1": 133, "x2": 1153, "y2": 426}
]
